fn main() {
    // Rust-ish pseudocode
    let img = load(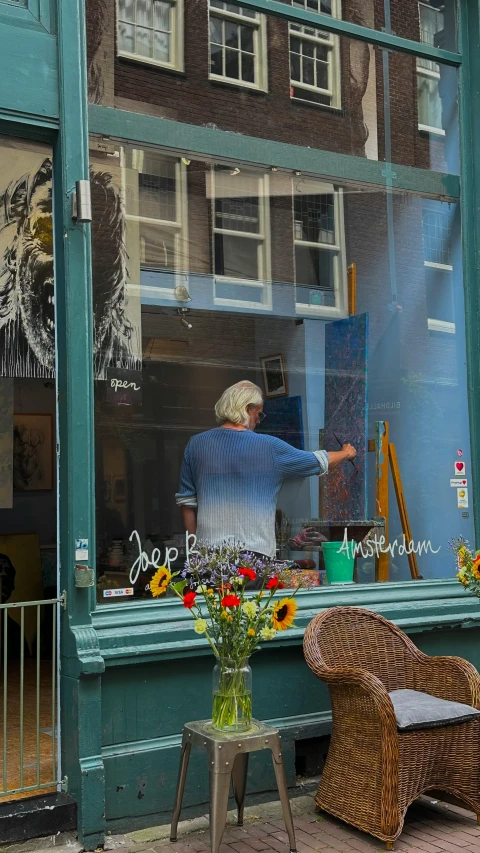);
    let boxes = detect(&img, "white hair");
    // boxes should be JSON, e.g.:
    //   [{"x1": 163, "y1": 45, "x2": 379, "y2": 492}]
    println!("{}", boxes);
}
[{"x1": 215, "y1": 380, "x2": 263, "y2": 426}]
